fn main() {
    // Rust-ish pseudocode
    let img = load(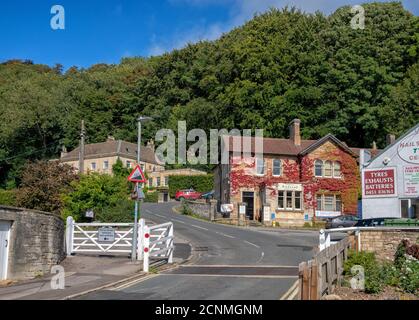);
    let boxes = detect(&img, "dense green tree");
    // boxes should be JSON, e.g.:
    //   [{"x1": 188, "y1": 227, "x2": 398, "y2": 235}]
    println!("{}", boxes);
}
[
  {"x1": 0, "y1": 2, "x2": 418, "y2": 187},
  {"x1": 15, "y1": 161, "x2": 78, "y2": 214}
]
